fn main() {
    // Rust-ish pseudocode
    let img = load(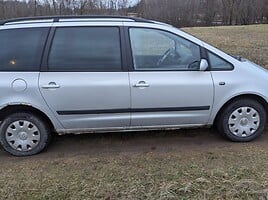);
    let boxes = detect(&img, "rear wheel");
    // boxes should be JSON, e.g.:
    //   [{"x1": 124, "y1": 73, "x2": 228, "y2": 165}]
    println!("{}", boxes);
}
[
  {"x1": 0, "y1": 112, "x2": 51, "y2": 156},
  {"x1": 217, "y1": 99, "x2": 267, "y2": 142}
]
